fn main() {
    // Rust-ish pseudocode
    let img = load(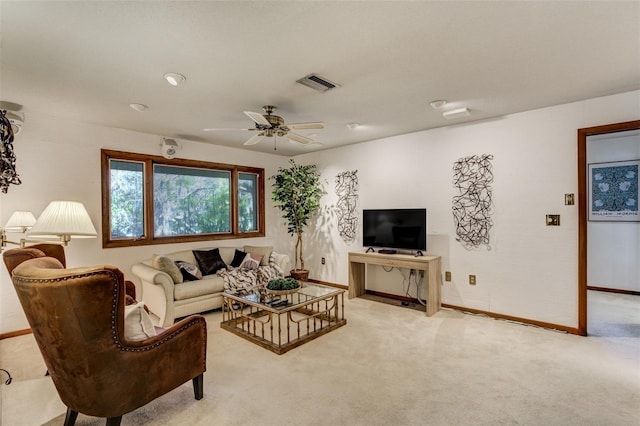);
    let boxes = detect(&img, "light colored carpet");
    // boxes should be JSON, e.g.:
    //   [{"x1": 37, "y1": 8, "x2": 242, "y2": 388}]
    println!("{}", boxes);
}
[
  {"x1": 1, "y1": 377, "x2": 65, "y2": 426},
  {"x1": 1, "y1": 292, "x2": 639, "y2": 426}
]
